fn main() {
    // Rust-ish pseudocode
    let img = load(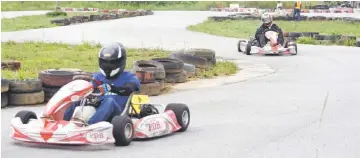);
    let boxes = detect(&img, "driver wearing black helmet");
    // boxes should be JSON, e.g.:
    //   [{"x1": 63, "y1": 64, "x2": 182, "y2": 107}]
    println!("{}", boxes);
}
[{"x1": 63, "y1": 42, "x2": 141, "y2": 125}]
